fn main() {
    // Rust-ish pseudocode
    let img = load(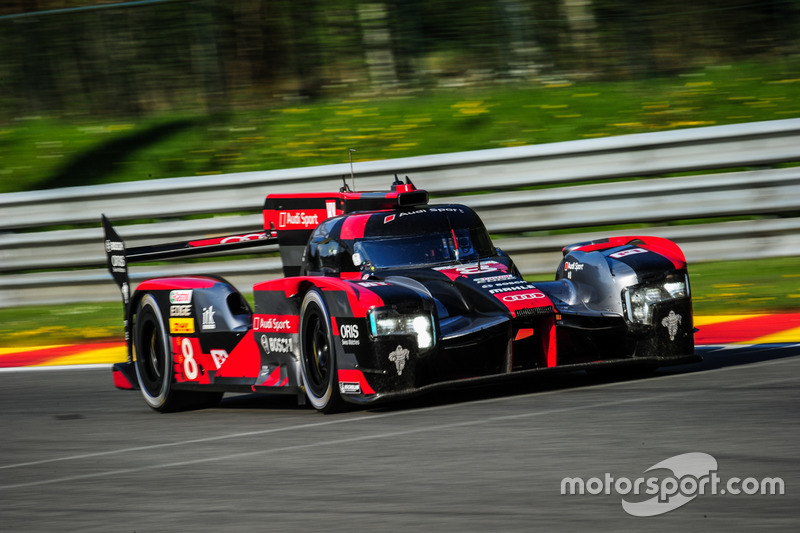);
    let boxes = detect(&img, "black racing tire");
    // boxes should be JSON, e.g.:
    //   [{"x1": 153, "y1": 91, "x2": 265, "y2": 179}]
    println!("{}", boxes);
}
[
  {"x1": 299, "y1": 289, "x2": 342, "y2": 413},
  {"x1": 133, "y1": 294, "x2": 221, "y2": 412}
]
